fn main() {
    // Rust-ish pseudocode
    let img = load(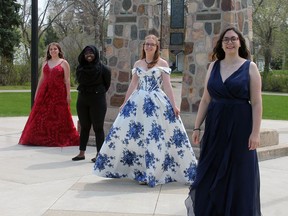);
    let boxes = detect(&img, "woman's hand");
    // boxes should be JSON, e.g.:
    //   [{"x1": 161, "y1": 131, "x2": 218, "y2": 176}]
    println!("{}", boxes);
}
[
  {"x1": 192, "y1": 130, "x2": 201, "y2": 145},
  {"x1": 119, "y1": 103, "x2": 125, "y2": 112},
  {"x1": 67, "y1": 95, "x2": 71, "y2": 104},
  {"x1": 248, "y1": 132, "x2": 260, "y2": 150},
  {"x1": 173, "y1": 106, "x2": 180, "y2": 117}
]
